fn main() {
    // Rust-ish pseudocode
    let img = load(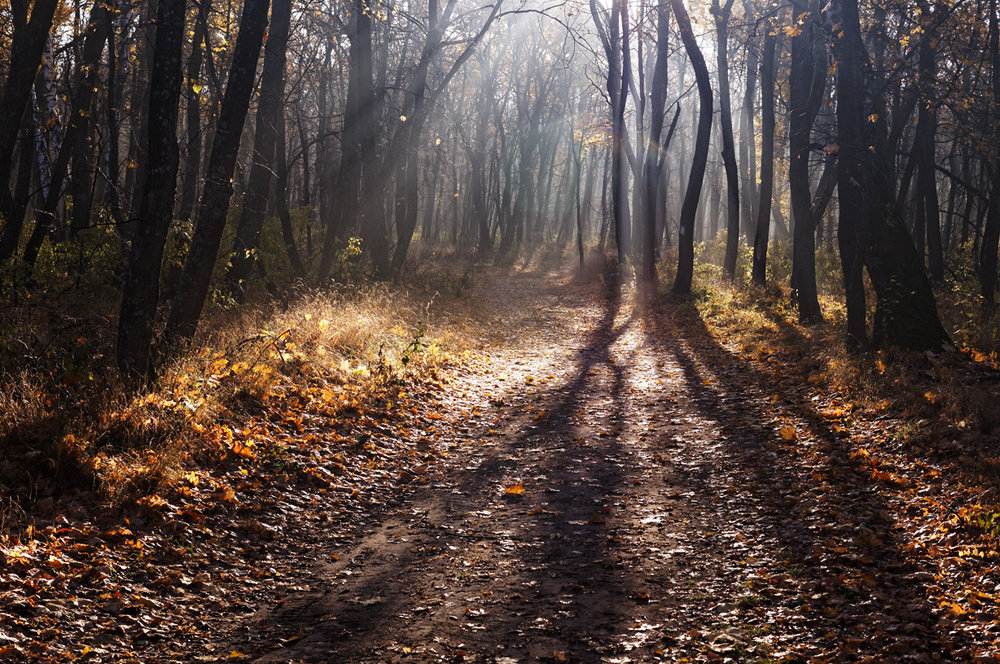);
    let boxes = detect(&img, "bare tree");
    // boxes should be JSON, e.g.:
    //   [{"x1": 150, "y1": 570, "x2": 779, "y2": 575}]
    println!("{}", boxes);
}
[{"x1": 671, "y1": 0, "x2": 713, "y2": 294}]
